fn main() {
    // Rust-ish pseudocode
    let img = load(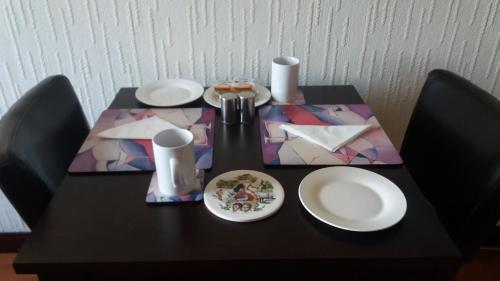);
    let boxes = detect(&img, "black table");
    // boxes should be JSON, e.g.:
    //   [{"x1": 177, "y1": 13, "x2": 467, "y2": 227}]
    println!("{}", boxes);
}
[{"x1": 14, "y1": 86, "x2": 461, "y2": 281}]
